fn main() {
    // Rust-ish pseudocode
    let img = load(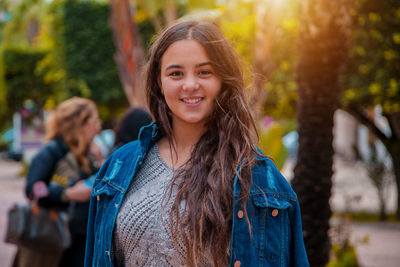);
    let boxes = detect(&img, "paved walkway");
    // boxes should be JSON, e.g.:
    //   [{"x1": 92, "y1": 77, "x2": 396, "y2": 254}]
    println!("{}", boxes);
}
[
  {"x1": 349, "y1": 222, "x2": 400, "y2": 267},
  {"x1": 282, "y1": 156, "x2": 397, "y2": 214},
  {"x1": 330, "y1": 156, "x2": 400, "y2": 266},
  {"x1": 0, "y1": 158, "x2": 399, "y2": 266},
  {"x1": 0, "y1": 159, "x2": 25, "y2": 267}
]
